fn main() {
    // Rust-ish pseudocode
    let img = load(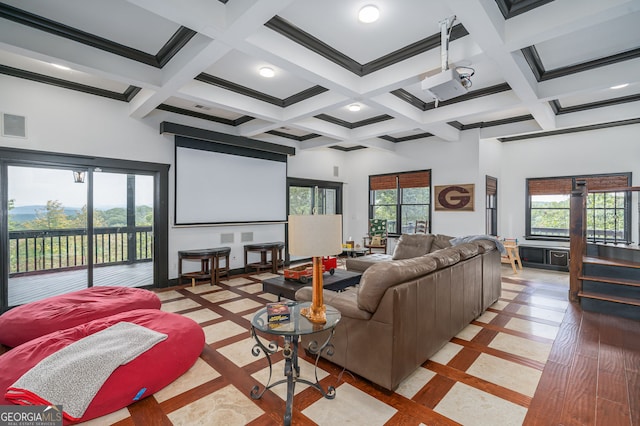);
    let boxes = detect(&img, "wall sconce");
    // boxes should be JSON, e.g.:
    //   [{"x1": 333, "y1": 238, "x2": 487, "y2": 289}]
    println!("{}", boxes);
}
[{"x1": 72, "y1": 170, "x2": 86, "y2": 183}]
